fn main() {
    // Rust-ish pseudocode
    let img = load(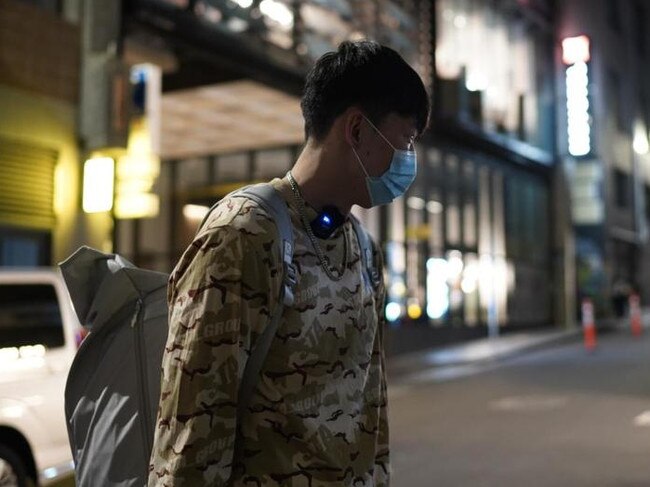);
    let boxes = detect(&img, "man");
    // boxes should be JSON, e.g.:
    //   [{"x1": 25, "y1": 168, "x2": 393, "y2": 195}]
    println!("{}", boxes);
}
[{"x1": 149, "y1": 40, "x2": 429, "y2": 486}]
